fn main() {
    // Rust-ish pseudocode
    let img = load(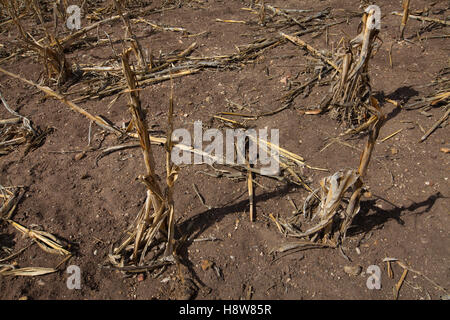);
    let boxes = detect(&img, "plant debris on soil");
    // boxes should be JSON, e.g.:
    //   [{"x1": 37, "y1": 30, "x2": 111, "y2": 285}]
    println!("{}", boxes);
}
[{"x1": 0, "y1": 0, "x2": 449, "y2": 300}]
